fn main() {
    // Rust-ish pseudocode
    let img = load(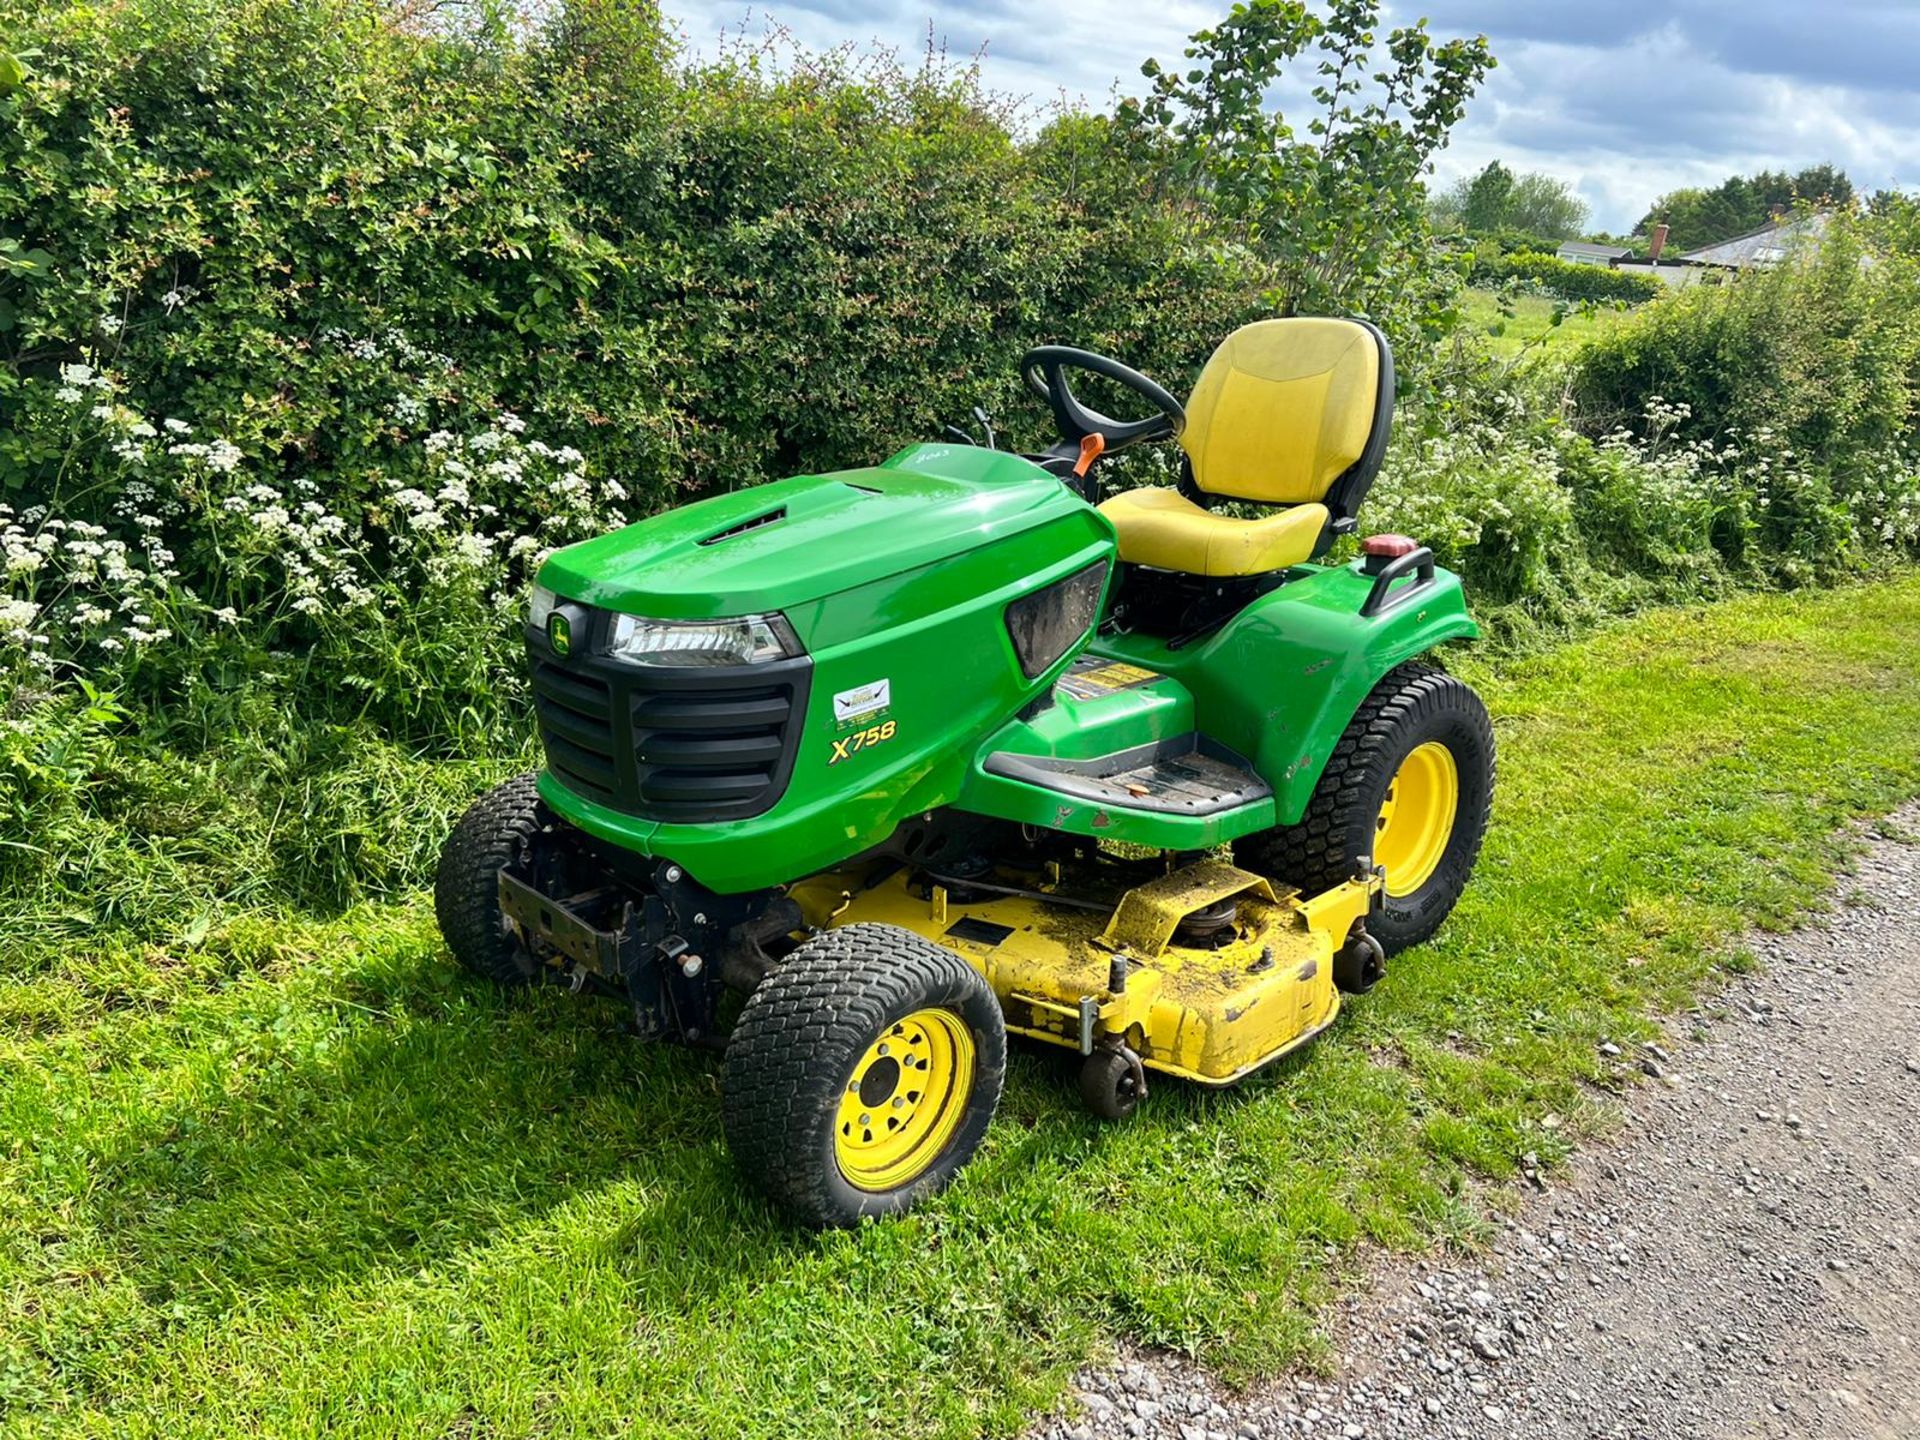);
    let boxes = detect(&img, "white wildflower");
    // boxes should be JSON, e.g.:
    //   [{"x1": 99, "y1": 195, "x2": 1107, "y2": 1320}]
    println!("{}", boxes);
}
[{"x1": 0, "y1": 598, "x2": 42, "y2": 634}]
